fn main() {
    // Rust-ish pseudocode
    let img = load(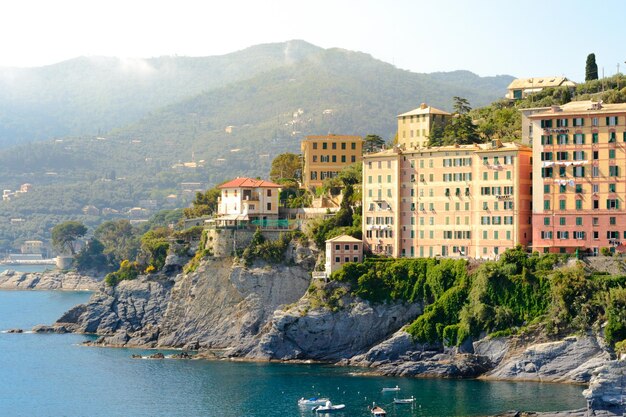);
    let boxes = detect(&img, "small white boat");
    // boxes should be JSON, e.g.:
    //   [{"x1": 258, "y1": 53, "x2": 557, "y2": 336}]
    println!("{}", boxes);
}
[
  {"x1": 371, "y1": 405, "x2": 387, "y2": 416},
  {"x1": 393, "y1": 396, "x2": 415, "y2": 404},
  {"x1": 381, "y1": 385, "x2": 400, "y2": 392},
  {"x1": 298, "y1": 397, "x2": 330, "y2": 406},
  {"x1": 313, "y1": 401, "x2": 346, "y2": 413}
]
